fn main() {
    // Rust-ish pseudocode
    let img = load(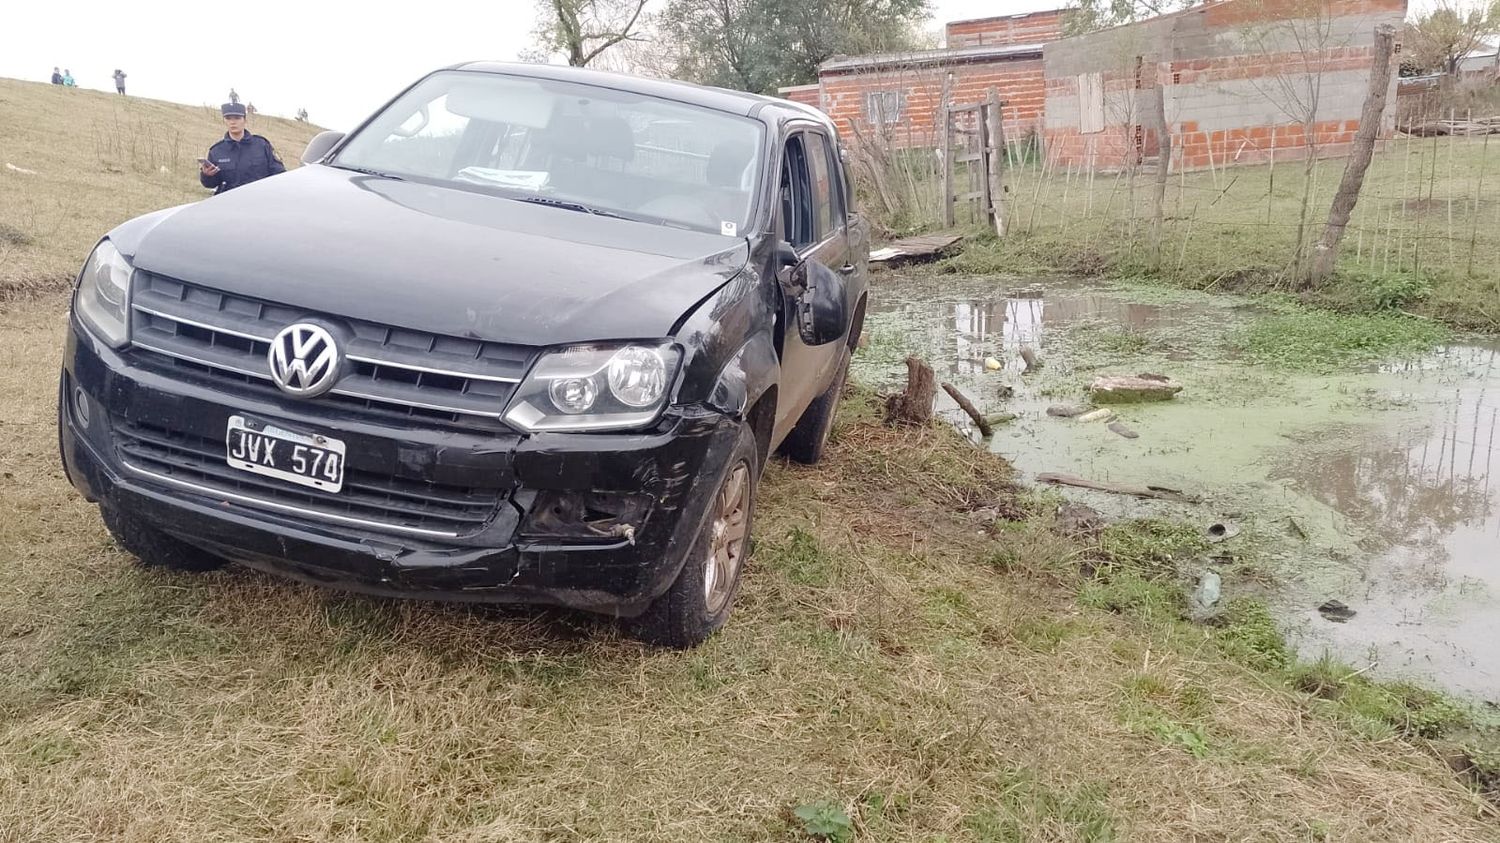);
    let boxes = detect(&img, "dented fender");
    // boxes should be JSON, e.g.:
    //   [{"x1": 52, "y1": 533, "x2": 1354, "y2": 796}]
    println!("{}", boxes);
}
[{"x1": 706, "y1": 330, "x2": 780, "y2": 420}]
